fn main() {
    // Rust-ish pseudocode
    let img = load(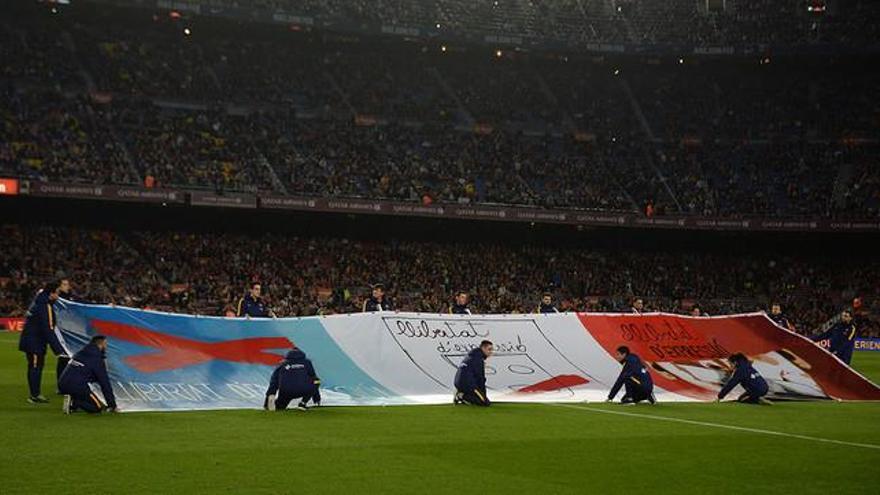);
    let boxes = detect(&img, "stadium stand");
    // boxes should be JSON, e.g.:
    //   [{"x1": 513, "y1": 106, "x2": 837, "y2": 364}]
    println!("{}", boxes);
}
[
  {"x1": 1, "y1": 2, "x2": 877, "y2": 219},
  {"x1": 183, "y1": 0, "x2": 880, "y2": 47},
  {"x1": 0, "y1": 224, "x2": 877, "y2": 339}
]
